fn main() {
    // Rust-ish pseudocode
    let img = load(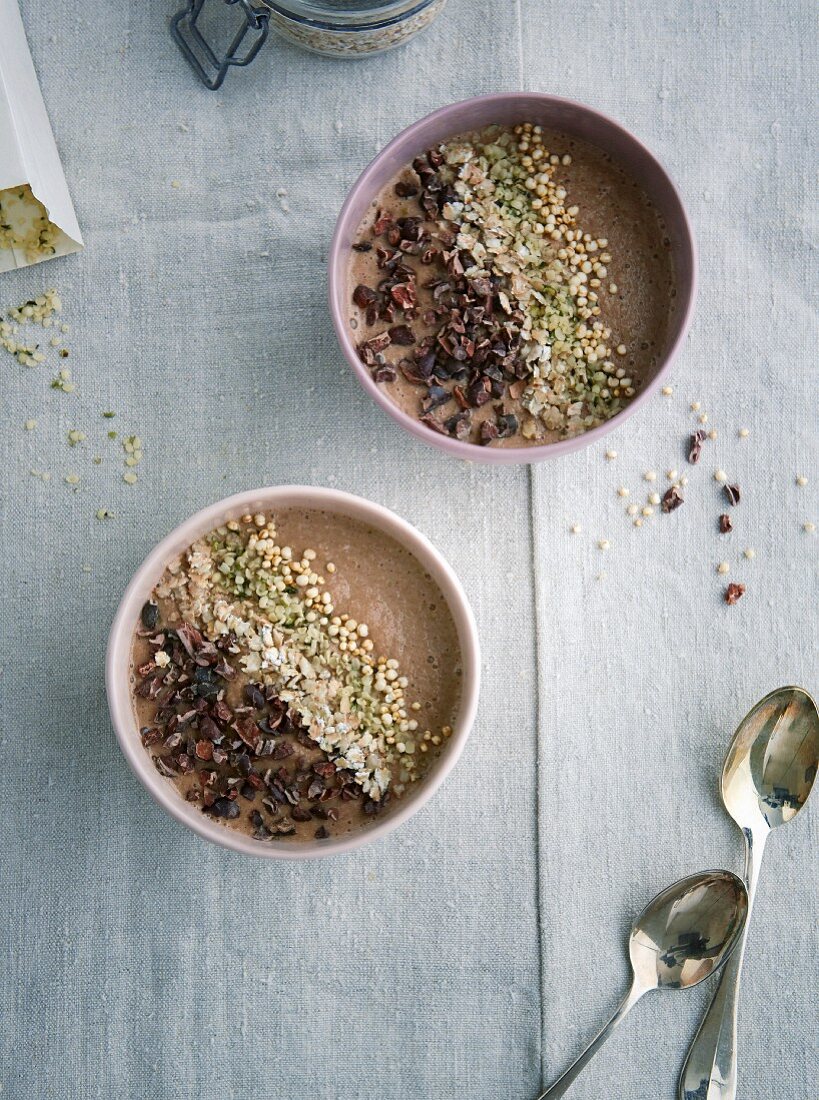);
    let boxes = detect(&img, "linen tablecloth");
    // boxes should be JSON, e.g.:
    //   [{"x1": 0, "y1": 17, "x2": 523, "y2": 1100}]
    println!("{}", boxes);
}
[{"x1": 1, "y1": 2, "x2": 816, "y2": 1096}]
